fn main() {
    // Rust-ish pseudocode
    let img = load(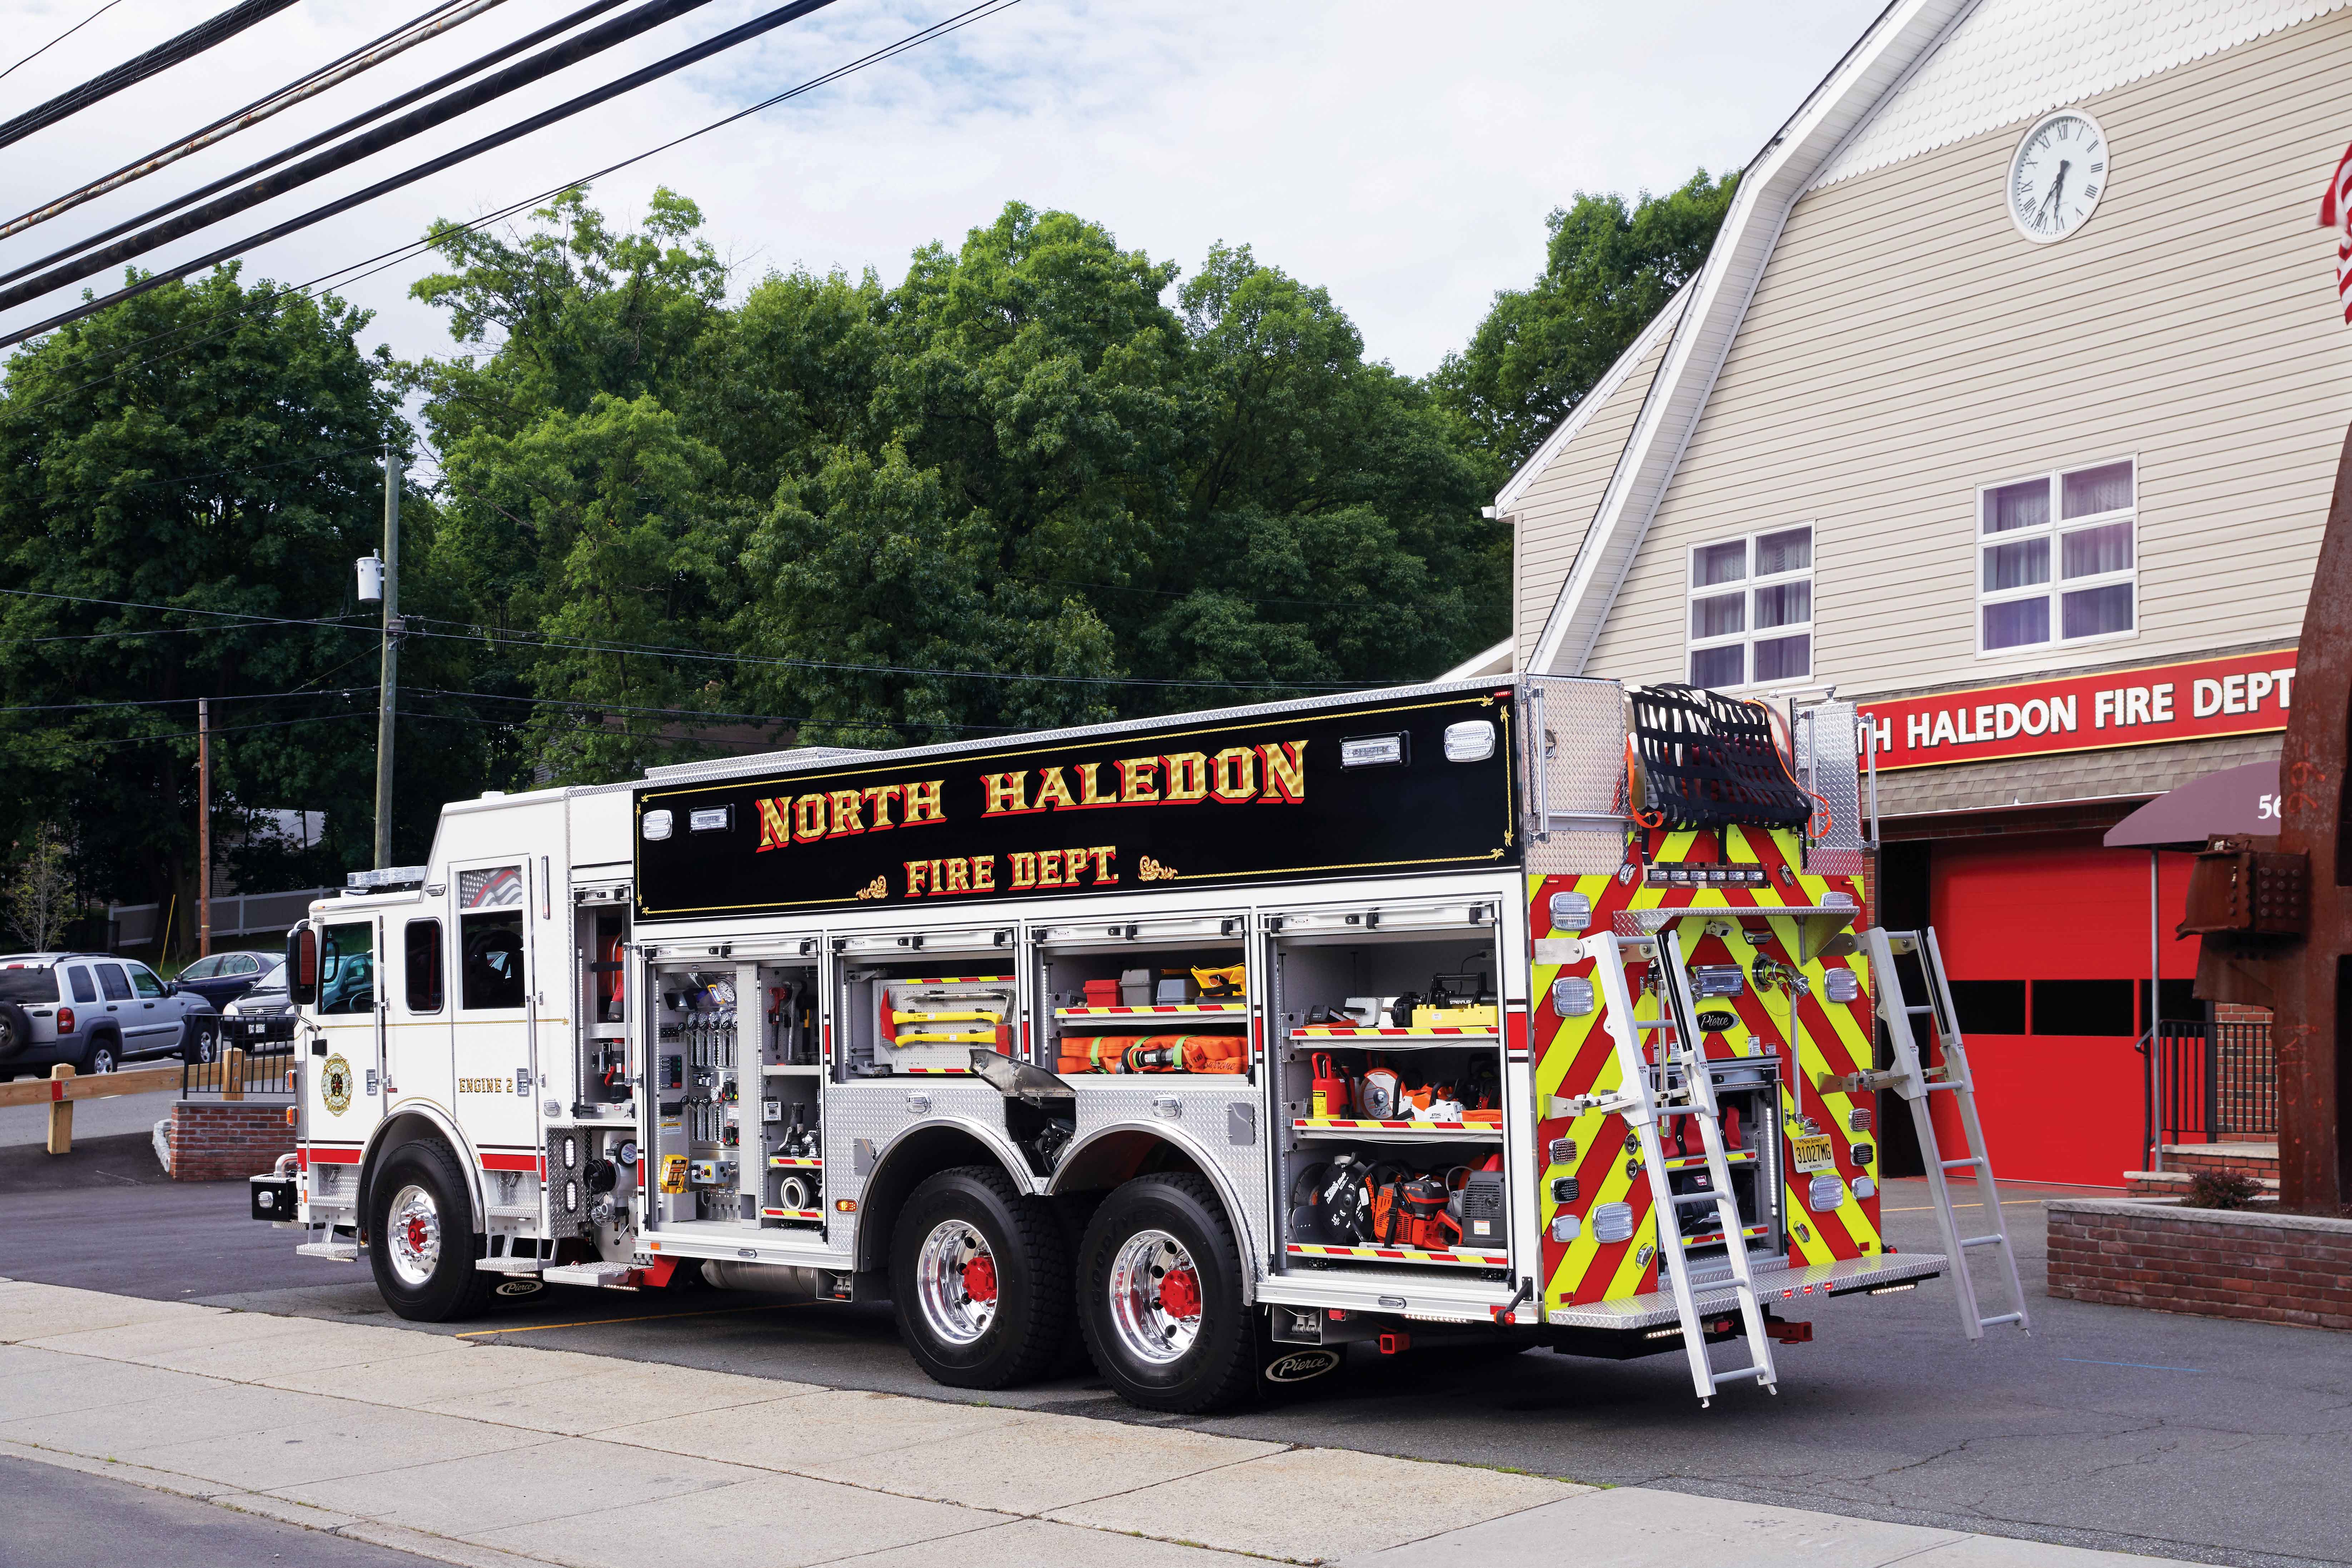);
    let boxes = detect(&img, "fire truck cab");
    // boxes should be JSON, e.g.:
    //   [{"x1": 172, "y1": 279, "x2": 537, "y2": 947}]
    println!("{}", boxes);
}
[{"x1": 257, "y1": 677, "x2": 2014, "y2": 1411}]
